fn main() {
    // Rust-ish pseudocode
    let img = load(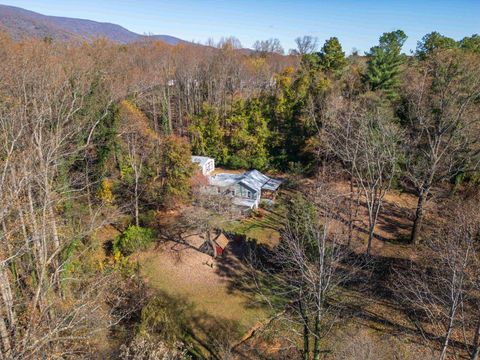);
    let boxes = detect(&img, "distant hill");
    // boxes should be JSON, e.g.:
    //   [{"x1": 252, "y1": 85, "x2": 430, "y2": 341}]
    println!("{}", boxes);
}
[{"x1": 0, "y1": 4, "x2": 186, "y2": 45}]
